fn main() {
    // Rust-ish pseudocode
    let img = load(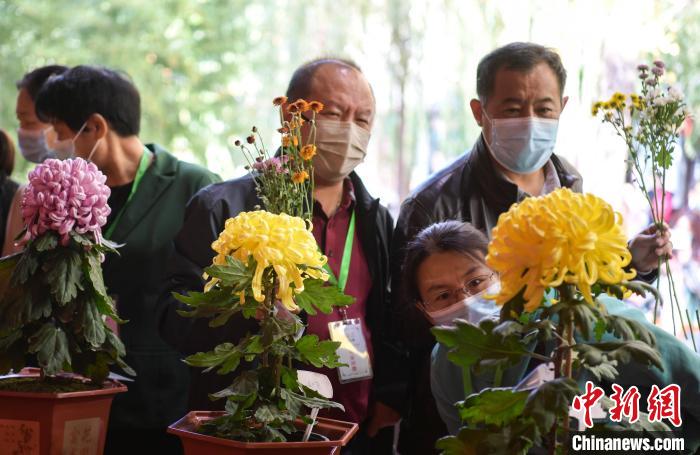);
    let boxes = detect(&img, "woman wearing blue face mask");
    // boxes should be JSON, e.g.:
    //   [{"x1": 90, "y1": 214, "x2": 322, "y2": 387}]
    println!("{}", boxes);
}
[
  {"x1": 0, "y1": 130, "x2": 19, "y2": 255},
  {"x1": 2, "y1": 66, "x2": 70, "y2": 257},
  {"x1": 15, "y1": 65, "x2": 70, "y2": 163}
]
